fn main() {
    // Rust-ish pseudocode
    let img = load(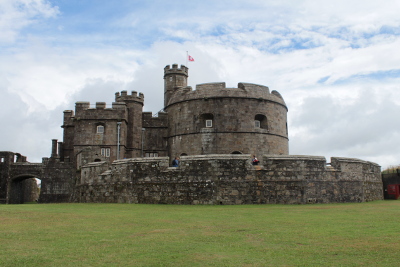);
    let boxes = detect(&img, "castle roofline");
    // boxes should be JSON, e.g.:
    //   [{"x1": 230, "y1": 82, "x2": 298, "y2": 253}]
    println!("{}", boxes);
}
[
  {"x1": 115, "y1": 90, "x2": 144, "y2": 103},
  {"x1": 166, "y1": 82, "x2": 286, "y2": 107},
  {"x1": 164, "y1": 64, "x2": 188, "y2": 78}
]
